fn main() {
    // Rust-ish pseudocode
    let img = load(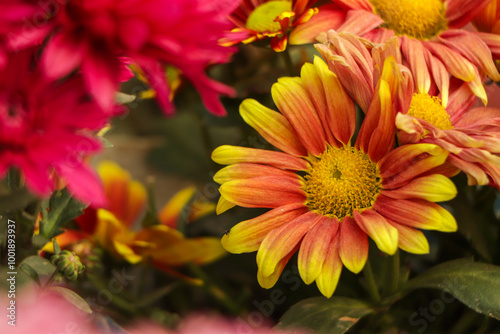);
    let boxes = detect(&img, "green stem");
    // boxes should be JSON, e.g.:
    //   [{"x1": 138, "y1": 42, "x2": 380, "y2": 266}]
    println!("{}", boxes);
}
[
  {"x1": 363, "y1": 260, "x2": 381, "y2": 303},
  {"x1": 386, "y1": 250, "x2": 400, "y2": 296},
  {"x1": 188, "y1": 263, "x2": 241, "y2": 315},
  {"x1": 282, "y1": 48, "x2": 295, "y2": 76}
]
